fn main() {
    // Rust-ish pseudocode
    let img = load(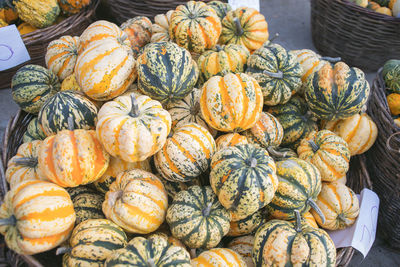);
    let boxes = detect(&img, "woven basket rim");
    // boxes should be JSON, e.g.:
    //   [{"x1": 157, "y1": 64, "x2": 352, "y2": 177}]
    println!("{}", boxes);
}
[{"x1": 337, "y1": 0, "x2": 400, "y2": 22}]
